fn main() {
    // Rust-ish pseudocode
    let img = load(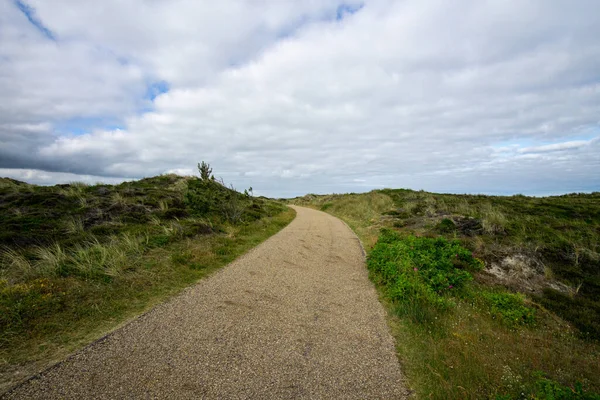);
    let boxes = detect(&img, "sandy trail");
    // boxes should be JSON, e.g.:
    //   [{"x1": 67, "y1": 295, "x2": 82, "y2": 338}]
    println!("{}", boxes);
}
[{"x1": 4, "y1": 206, "x2": 407, "y2": 399}]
